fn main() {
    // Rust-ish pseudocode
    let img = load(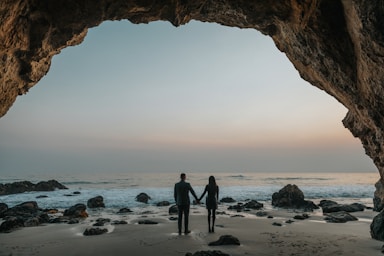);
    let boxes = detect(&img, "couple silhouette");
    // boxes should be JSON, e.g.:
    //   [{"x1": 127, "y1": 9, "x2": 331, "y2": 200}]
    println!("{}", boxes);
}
[{"x1": 174, "y1": 173, "x2": 219, "y2": 235}]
